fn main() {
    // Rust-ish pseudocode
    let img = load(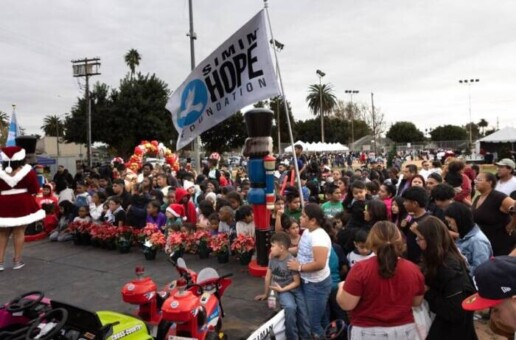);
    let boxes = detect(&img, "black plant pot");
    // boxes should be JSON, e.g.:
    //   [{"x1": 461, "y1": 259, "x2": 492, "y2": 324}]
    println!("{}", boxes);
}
[
  {"x1": 144, "y1": 247, "x2": 157, "y2": 260},
  {"x1": 198, "y1": 244, "x2": 210, "y2": 259},
  {"x1": 217, "y1": 252, "x2": 230, "y2": 264}
]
